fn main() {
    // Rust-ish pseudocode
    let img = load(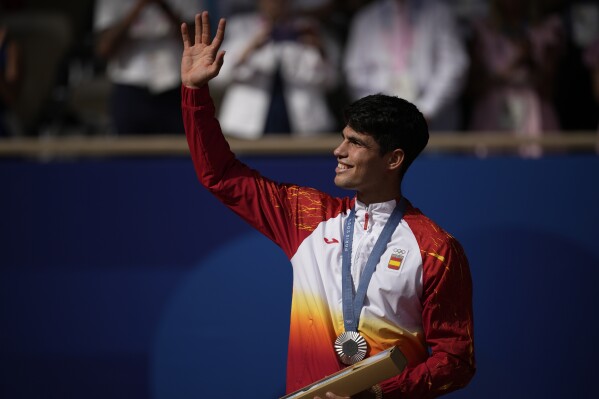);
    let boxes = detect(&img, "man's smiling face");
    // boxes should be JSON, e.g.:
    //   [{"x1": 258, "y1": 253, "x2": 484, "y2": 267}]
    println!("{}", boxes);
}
[{"x1": 333, "y1": 126, "x2": 392, "y2": 199}]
